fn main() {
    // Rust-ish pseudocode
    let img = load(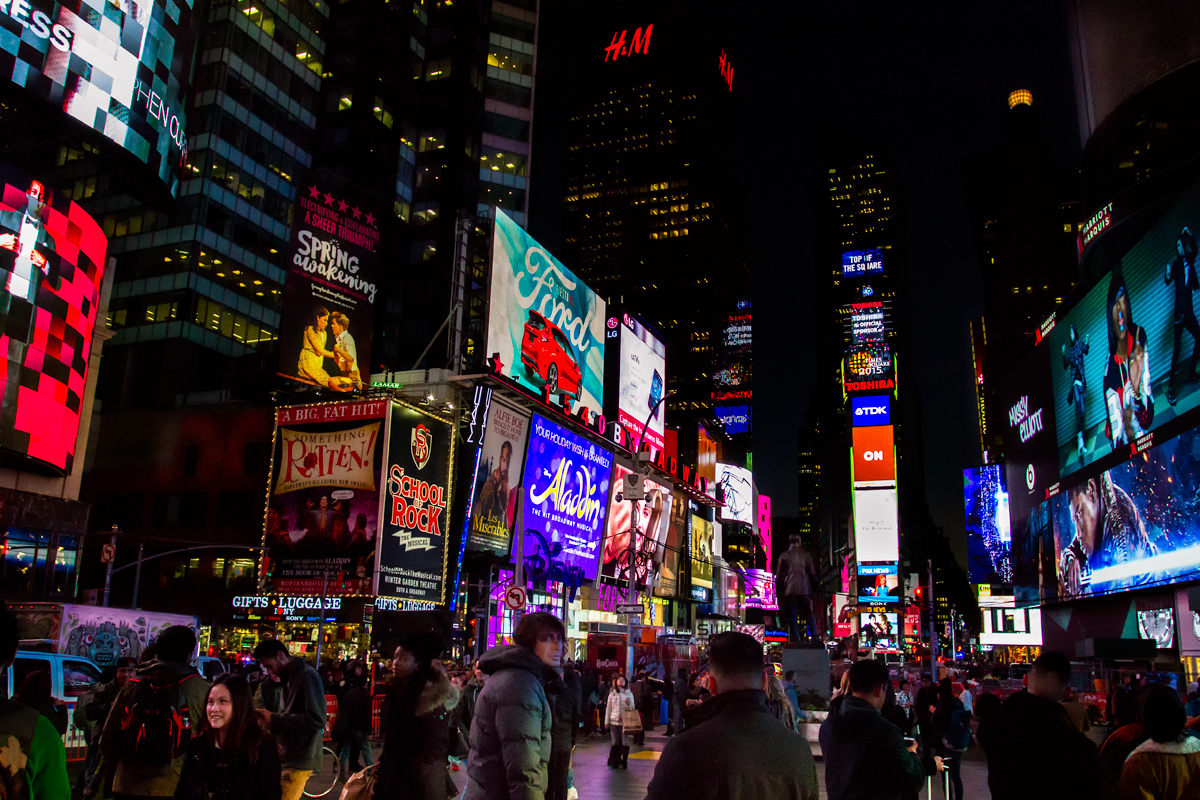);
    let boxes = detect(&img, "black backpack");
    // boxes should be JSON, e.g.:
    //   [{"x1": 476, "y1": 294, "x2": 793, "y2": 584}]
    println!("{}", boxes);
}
[{"x1": 118, "y1": 673, "x2": 200, "y2": 764}]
